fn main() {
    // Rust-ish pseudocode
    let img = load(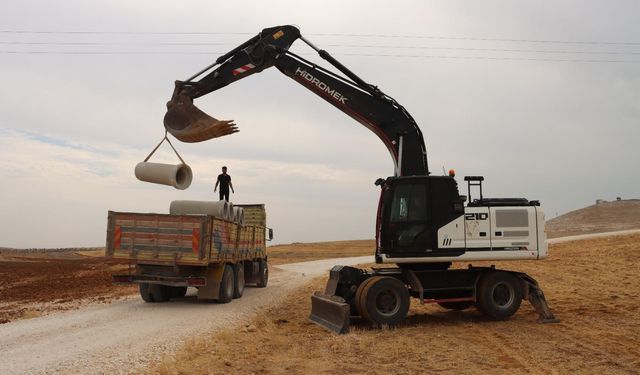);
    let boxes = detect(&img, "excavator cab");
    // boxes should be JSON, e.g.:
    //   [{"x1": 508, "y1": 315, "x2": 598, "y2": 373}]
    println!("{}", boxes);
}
[
  {"x1": 163, "y1": 83, "x2": 238, "y2": 143},
  {"x1": 376, "y1": 176, "x2": 465, "y2": 260}
]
